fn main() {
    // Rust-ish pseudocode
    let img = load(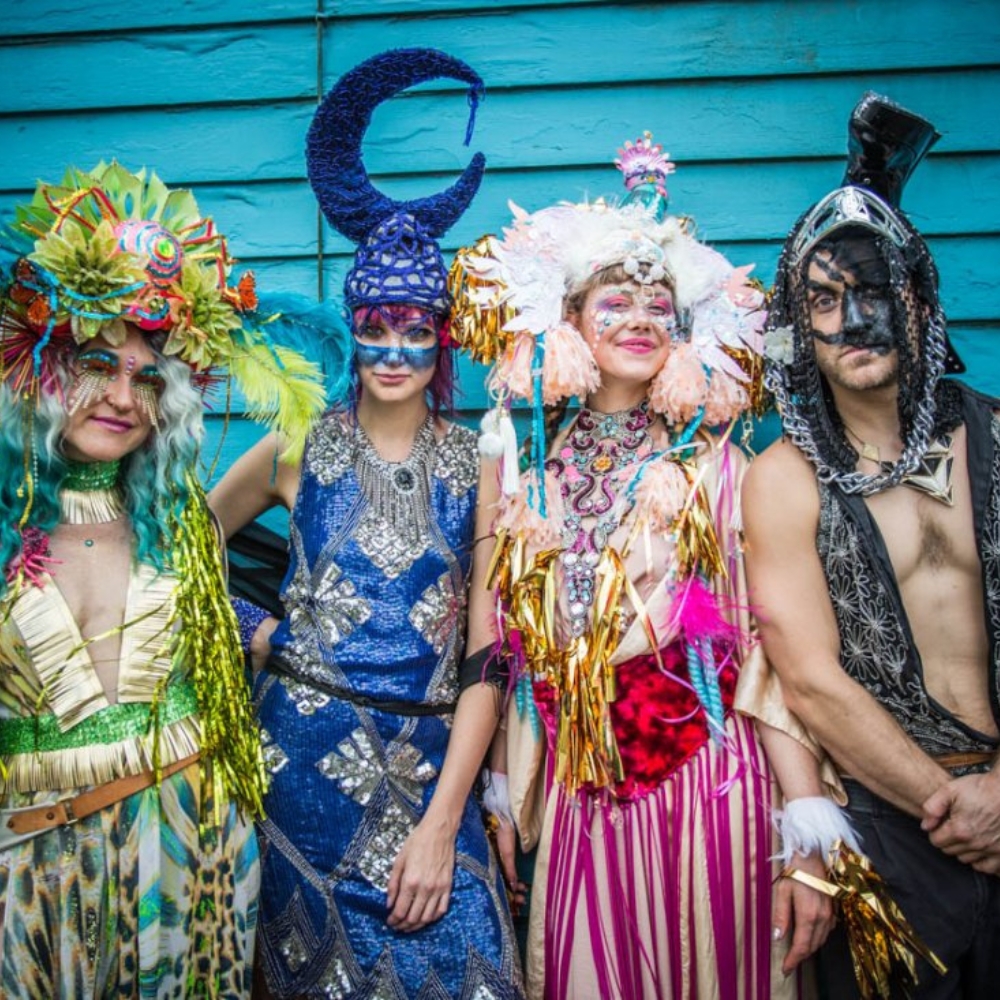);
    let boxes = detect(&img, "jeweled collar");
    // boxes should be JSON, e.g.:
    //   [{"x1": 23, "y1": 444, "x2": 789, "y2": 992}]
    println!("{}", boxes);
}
[{"x1": 59, "y1": 459, "x2": 125, "y2": 524}]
